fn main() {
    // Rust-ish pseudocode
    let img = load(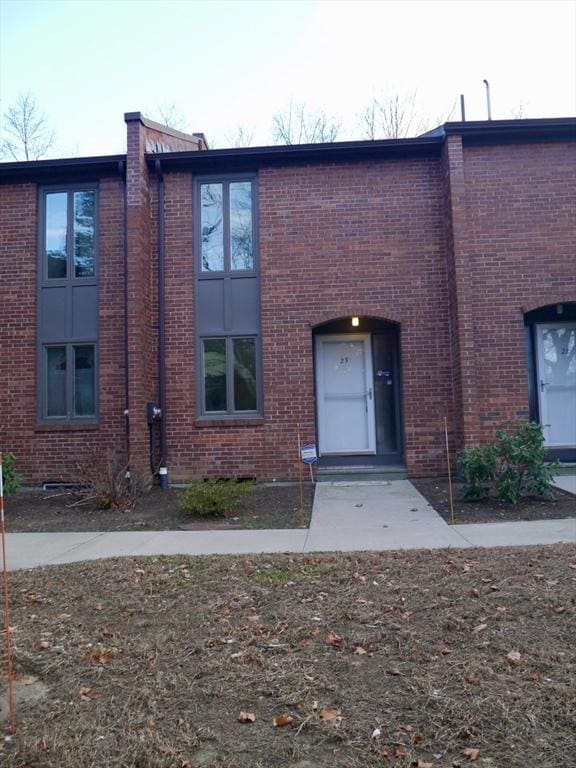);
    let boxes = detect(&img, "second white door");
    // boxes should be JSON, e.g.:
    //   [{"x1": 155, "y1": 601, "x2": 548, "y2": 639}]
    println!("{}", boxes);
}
[{"x1": 315, "y1": 334, "x2": 376, "y2": 455}]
